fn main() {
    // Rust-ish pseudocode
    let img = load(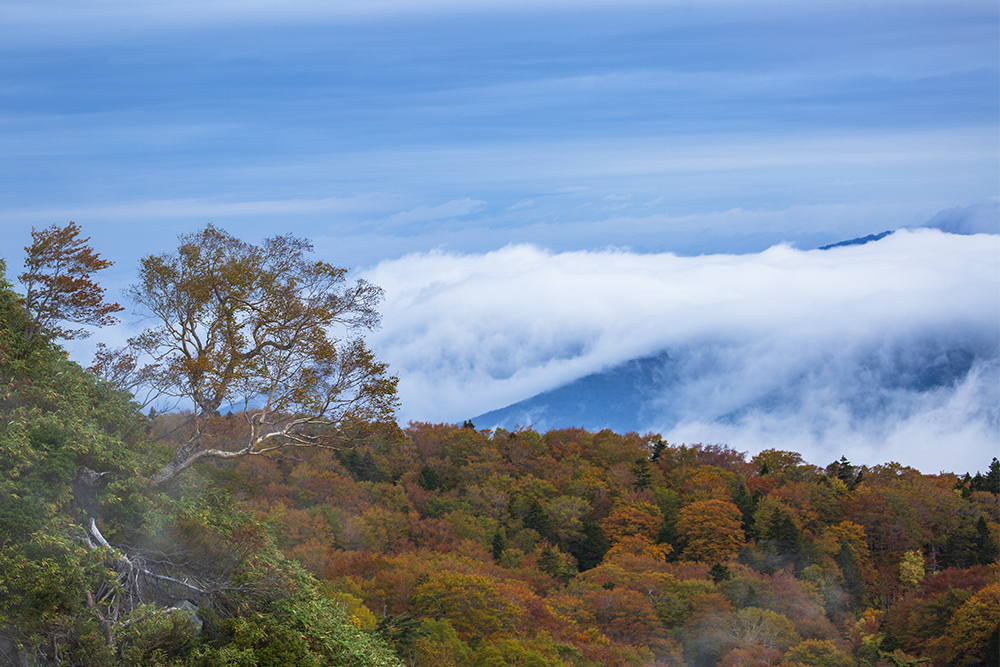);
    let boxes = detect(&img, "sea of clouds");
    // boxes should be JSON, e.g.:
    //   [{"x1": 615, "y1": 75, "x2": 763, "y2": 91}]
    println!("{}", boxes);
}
[{"x1": 364, "y1": 228, "x2": 999, "y2": 473}]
